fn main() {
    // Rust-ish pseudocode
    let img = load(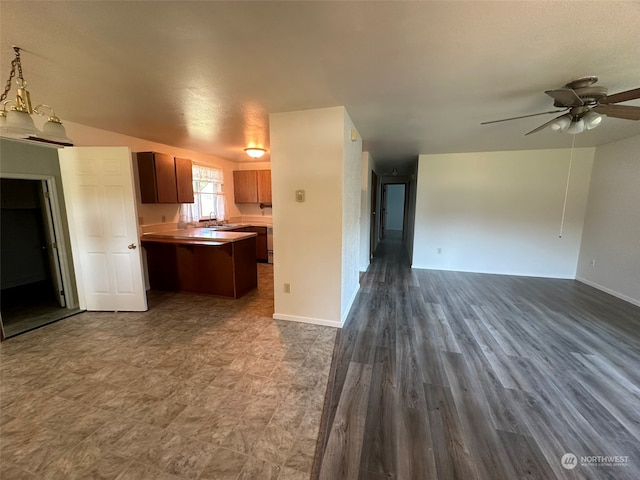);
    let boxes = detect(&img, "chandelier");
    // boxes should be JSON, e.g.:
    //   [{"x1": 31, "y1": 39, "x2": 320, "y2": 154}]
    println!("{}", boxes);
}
[{"x1": 0, "y1": 46, "x2": 72, "y2": 146}]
